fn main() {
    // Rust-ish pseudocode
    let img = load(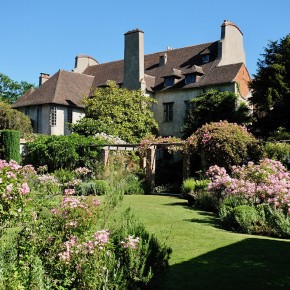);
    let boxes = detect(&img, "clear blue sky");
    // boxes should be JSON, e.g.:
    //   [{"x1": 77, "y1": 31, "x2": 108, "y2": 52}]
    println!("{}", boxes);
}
[{"x1": 1, "y1": 0, "x2": 290, "y2": 85}]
